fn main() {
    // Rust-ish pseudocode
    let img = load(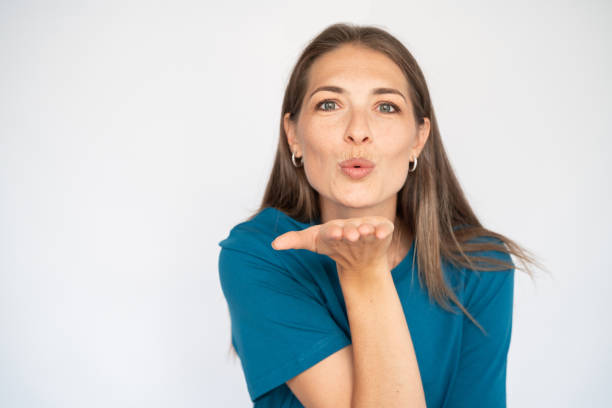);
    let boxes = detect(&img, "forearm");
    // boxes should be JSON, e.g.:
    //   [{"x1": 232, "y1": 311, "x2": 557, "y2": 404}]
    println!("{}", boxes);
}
[{"x1": 338, "y1": 266, "x2": 427, "y2": 408}]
